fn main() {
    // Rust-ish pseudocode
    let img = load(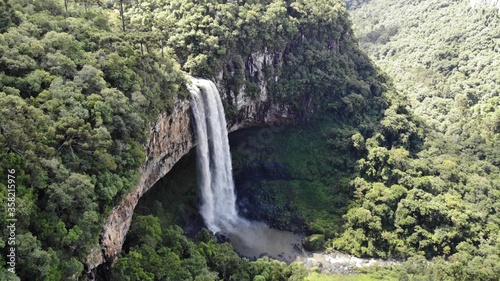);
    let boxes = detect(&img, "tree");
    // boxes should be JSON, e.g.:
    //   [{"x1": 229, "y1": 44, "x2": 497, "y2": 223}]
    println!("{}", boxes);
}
[
  {"x1": 119, "y1": 0, "x2": 125, "y2": 32},
  {"x1": 0, "y1": 0, "x2": 20, "y2": 33}
]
